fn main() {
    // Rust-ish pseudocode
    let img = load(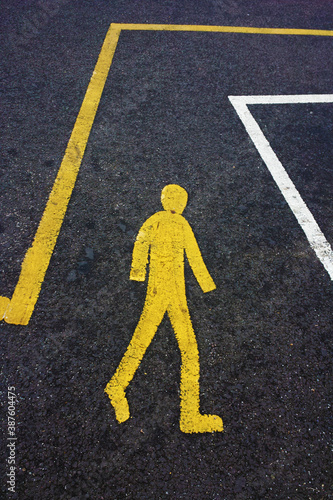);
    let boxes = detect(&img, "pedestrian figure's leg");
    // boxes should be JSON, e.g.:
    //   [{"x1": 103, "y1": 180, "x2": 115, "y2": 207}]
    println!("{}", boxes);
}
[
  {"x1": 105, "y1": 295, "x2": 167, "y2": 423},
  {"x1": 168, "y1": 301, "x2": 223, "y2": 433}
]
